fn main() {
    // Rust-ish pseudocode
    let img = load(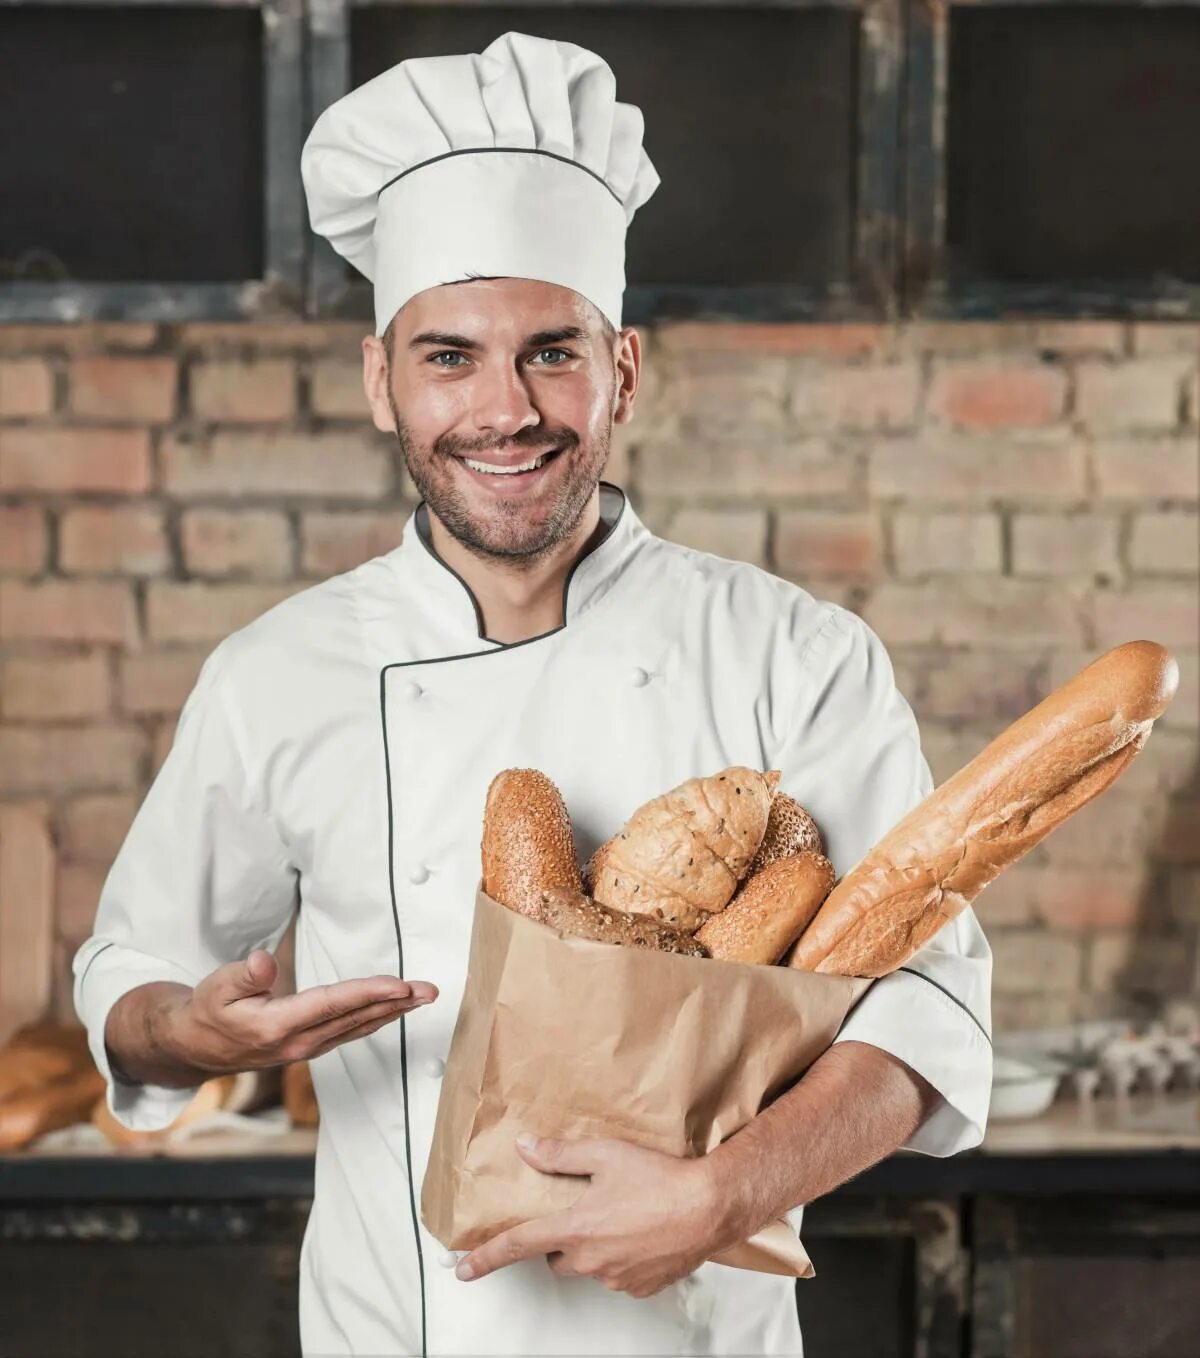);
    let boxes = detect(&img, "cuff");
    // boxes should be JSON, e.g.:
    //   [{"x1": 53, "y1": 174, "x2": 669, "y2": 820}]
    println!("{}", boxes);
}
[
  {"x1": 73, "y1": 941, "x2": 205, "y2": 1134},
  {"x1": 831, "y1": 969, "x2": 993, "y2": 1157}
]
